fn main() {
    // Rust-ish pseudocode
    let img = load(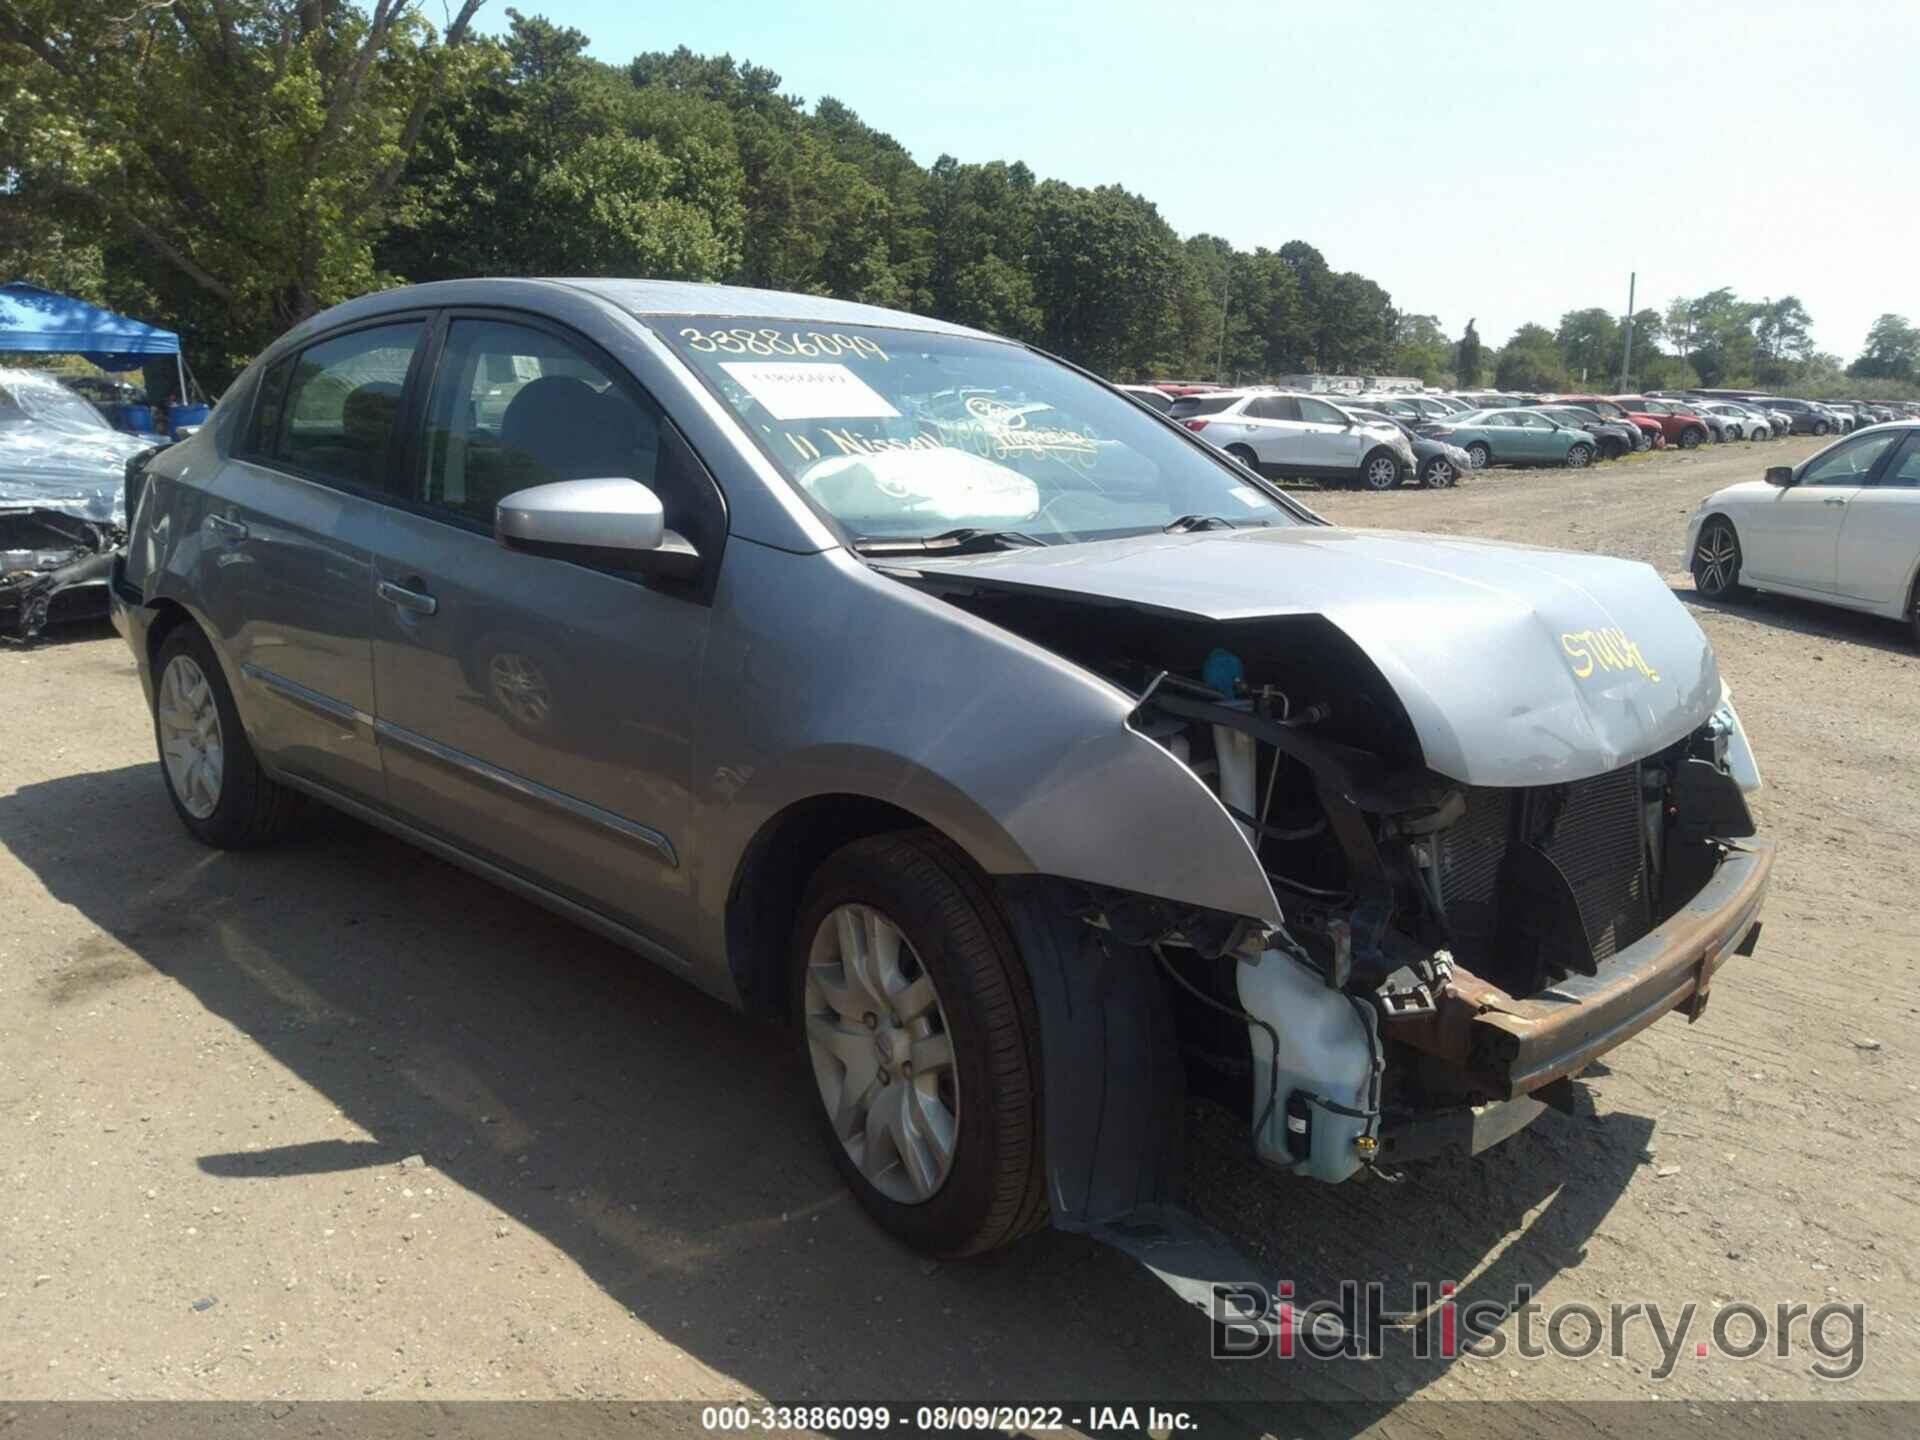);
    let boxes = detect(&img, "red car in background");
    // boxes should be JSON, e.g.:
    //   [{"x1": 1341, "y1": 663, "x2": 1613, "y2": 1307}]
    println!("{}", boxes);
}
[
  {"x1": 1555, "y1": 394, "x2": 1666, "y2": 449},
  {"x1": 1613, "y1": 395, "x2": 1711, "y2": 450}
]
